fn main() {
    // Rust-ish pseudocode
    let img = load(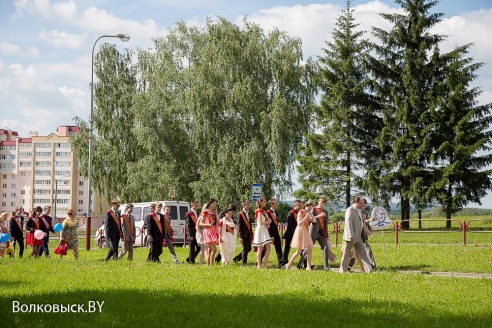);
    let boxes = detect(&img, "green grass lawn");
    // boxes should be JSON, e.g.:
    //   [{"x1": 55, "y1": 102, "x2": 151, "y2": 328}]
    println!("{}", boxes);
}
[{"x1": 1, "y1": 236, "x2": 491, "y2": 328}]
